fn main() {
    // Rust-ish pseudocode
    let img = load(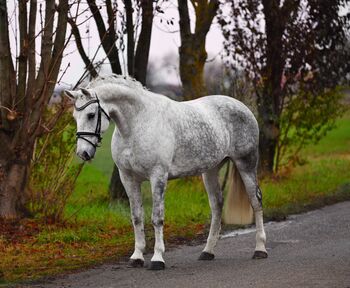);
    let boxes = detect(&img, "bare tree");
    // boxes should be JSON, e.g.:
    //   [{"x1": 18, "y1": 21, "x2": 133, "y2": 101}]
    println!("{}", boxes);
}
[
  {"x1": 0, "y1": 0, "x2": 69, "y2": 219},
  {"x1": 178, "y1": 0, "x2": 219, "y2": 100}
]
